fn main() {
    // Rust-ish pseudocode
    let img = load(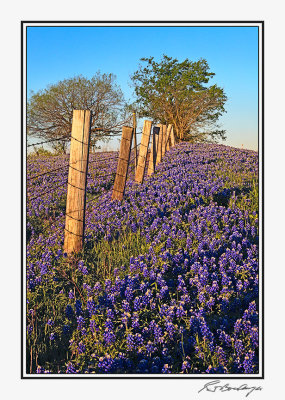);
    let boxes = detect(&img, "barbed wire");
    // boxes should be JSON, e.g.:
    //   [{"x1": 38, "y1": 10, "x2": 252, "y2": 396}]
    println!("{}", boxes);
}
[
  {"x1": 91, "y1": 172, "x2": 116, "y2": 180},
  {"x1": 88, "y1": 154, "x2": 118, "y2": 166},
  {"x1": 27, "y1": 135, "x2": 162, "y2": 236},
  {"x1": 128, "y1": 162, "x2": 137, "y2": 174},
  {"x1": 27, "y1": 127, "x2": 138, "y2": 149},
  {"x1": 27, "y1": 190, "x2": 110, "y2": 237},
  {"x1": 27, "y1": 163, "x2": 70, "y2": 181},
  {"x1": 28, "y1": 140, "x2": 150, "y2": 193},
  {"x1": 28, "y1": 166, "x2": 117, "y2": 201},
  {"x1": 27, "y1": 152, "x2": 119, "y2": 181},
  {"x1": 86, "y1": 192, "x2": 109, "y2": 206},
  {"x1": 28, "y1": 164, "x2": 116, "y2": 201},
  {"x1": 27, "y1": 179, "x2": 68, "y2": 202},
  {"x1": 64, "y1": 190, "x2": 110, "y2": 219},
  {"x1": 27, "y1": 136, "x2": 69, "y2": 148},
  {"x1": 128, "y1": 154, "x2": 137, "y2": 165},
  {"x1": 131, "y1": 142, "x2": 140, "y2": 151}
]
